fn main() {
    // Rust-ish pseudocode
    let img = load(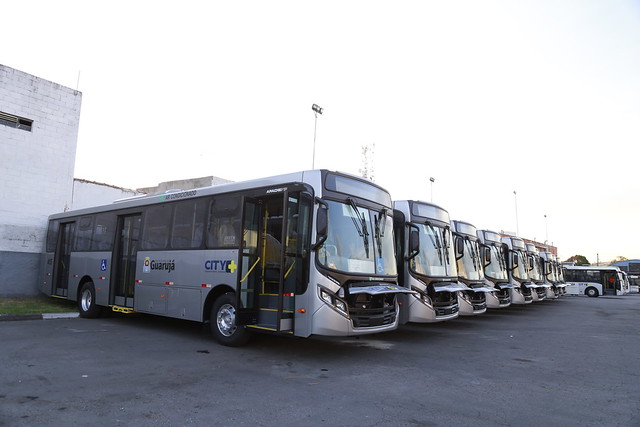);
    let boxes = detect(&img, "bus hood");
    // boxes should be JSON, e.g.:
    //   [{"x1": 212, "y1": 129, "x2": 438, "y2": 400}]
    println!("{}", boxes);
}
[
  {"x1": 348, "y1": 284, "x2": 416, "y2": 295},
  {"x1": 432, "y1": 282, "x2": 473, "y2": 293},
  {"x1": 470, "y1": 285, "x2": 501, "y2": 293},
  {"x1": 495, "y1": 283, "x2": 516, "y2": 290}
]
